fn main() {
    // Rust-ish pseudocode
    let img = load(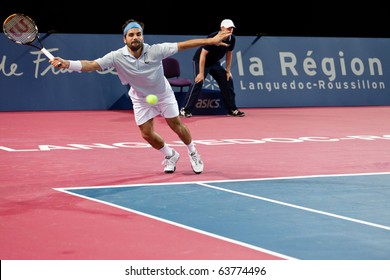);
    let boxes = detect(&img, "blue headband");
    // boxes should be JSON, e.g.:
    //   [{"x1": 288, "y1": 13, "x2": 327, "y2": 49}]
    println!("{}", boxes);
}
[{"x1": 123, "y1": 22, "x2": 143, "y2": 36}]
